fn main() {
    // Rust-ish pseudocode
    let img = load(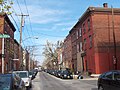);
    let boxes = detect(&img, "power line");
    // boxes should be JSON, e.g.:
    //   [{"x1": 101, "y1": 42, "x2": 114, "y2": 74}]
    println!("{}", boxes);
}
[
  {"x1": 8, "y1": 0, "x2": 36, "y2": 50},
  {"x1": 16, "y1": 0, "x2": 23, "y2": 14},
  {"x1": 23, "y1": 0, "x2": 36, "y2": 46},
  {"x1": 35, "y1": 32, "x2": 66, "y2": 37},
  {"x1": 9, "y1": 14, "x2": 20, "y2": 32},
  {"x1": 7, "y1": 0, "x2": 20, "y2": 32}
]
